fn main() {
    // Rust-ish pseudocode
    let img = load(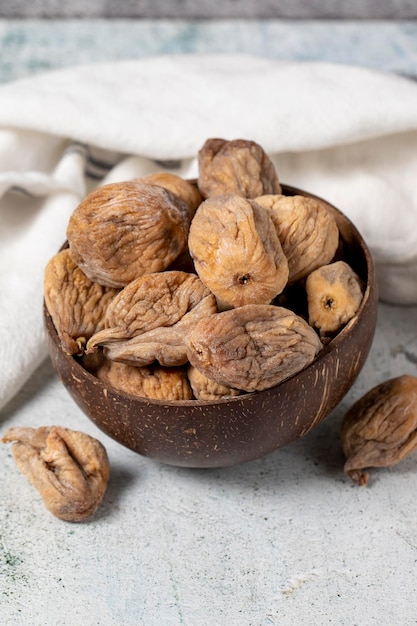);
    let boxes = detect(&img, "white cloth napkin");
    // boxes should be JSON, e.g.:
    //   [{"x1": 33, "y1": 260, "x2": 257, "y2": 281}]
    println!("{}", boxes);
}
[{"x1": 1, "y1": 53, "x2": 417, "y2": 411}]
